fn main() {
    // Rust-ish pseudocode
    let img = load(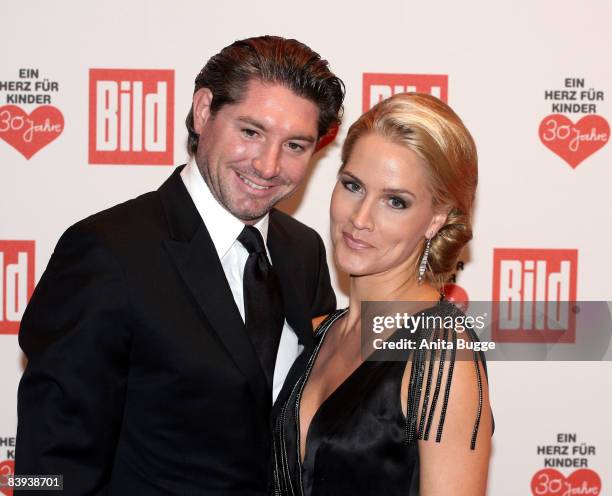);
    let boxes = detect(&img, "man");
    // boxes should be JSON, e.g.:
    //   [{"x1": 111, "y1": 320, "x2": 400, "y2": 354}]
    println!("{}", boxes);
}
[{"x1": 16, "y1": 36, "x2": 344, "y2": 495}]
